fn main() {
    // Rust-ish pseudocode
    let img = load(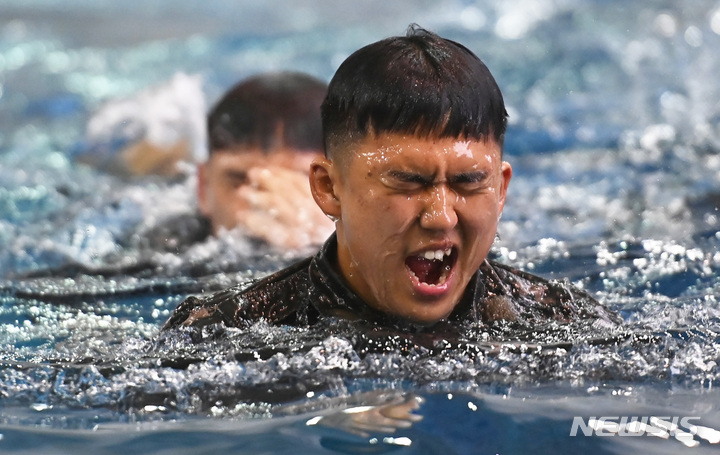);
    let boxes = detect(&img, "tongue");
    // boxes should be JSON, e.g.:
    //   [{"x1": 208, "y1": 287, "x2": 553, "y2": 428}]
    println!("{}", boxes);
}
[{"x1": 406, "y1": 256, "x2": 443, "y2": 284}]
